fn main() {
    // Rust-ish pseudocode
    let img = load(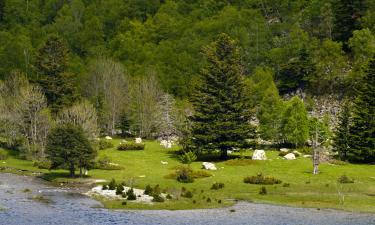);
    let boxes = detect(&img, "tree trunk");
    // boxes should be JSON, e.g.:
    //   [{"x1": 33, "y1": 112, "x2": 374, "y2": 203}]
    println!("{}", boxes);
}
[
  {"x1": 69, "y1": 163, "x2": 75, "y2": 177},
  {"x1": 79, "y1": 167, "x2": 82, "y2": 177},
  {"x1": 220, "y1": 148, "x2": 228, "y2": 160}
]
